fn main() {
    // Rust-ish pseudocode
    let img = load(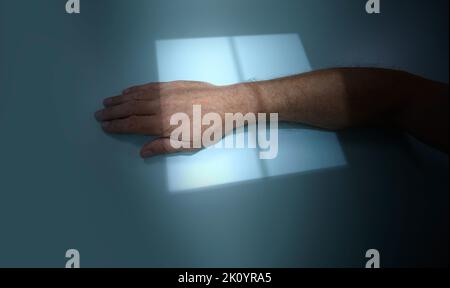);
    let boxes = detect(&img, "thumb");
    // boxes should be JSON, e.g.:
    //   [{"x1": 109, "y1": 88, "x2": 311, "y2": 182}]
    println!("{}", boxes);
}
[{"x1": 140, "y1": 138, "x2": 195, "y2": 158}]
